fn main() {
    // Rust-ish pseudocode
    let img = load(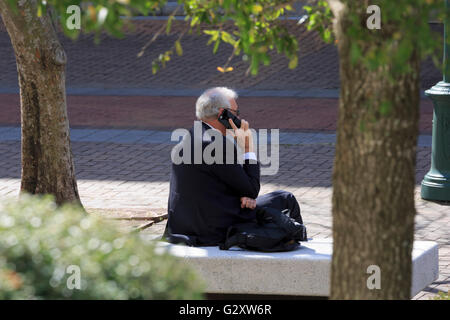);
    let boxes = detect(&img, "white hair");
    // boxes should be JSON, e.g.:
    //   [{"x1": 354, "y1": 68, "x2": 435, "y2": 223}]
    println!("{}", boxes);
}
[{"x1": 195, "y1": 87, "x2": 238, "y2": 120}]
